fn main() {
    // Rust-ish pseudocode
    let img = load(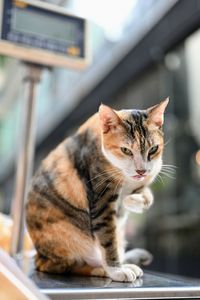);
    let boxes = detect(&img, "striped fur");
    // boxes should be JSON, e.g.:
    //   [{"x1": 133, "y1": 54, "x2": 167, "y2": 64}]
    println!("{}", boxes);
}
[{"x1": 26, "y1": 99, "x2": 168, "y2": 282}]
